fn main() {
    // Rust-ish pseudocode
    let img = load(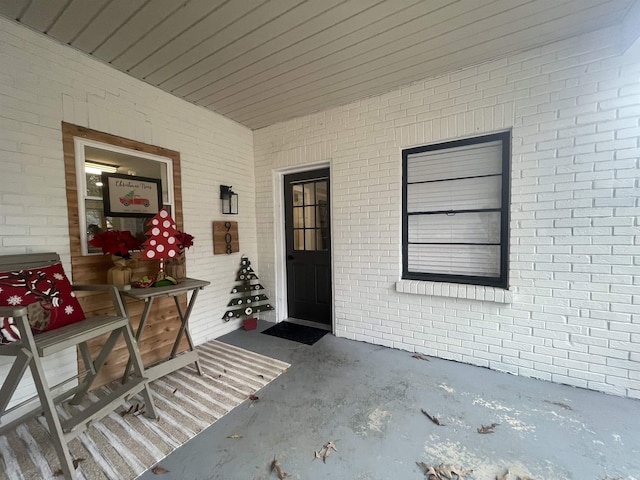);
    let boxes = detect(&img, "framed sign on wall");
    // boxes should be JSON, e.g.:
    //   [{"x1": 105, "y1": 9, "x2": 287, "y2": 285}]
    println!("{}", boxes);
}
[{"x1": 102, "y1": 173, "x2": 162, "y2": 217}]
